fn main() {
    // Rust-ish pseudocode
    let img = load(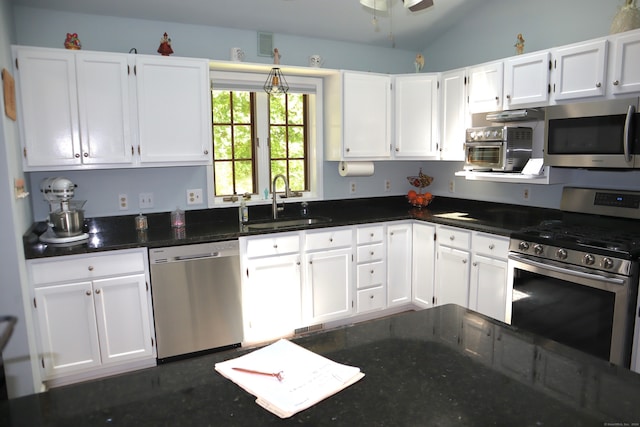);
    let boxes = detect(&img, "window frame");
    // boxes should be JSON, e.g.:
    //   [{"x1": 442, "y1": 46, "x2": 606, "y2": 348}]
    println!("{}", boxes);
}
[{"x1": 207, "y1": 71, "x2": 324, "y2": 208}]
